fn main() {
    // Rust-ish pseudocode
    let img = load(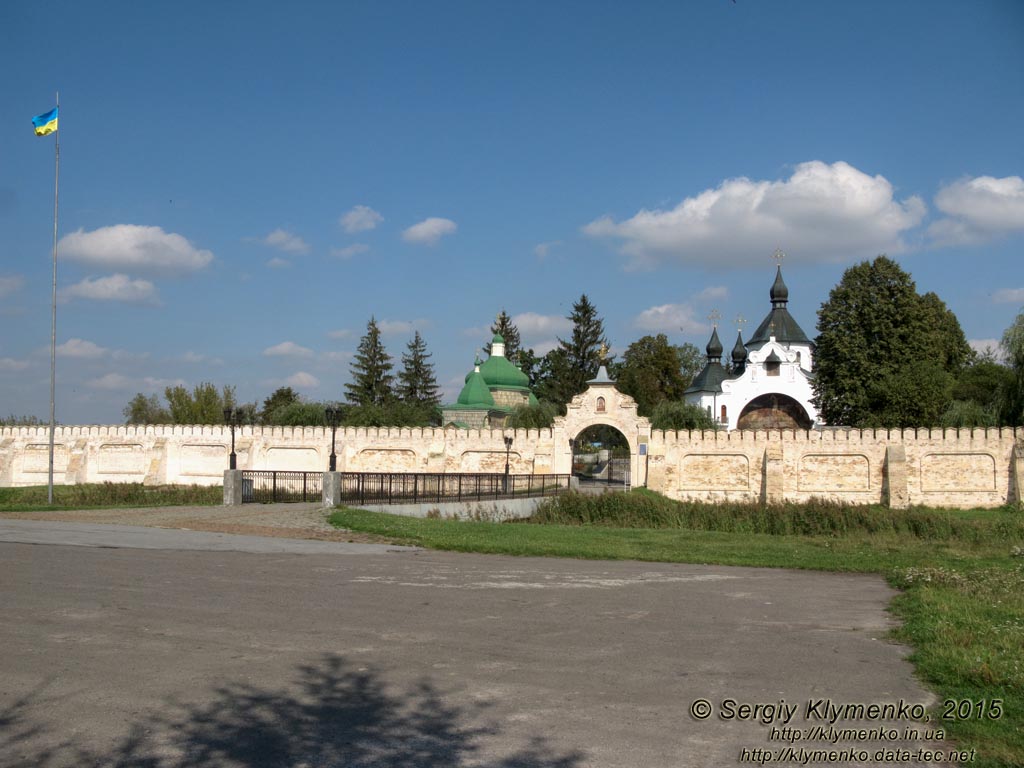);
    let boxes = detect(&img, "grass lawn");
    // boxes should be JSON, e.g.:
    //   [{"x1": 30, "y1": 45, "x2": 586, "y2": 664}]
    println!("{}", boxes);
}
[
  {"x1": 329, "y1": 494, "x2": 1023, "y2": 768},
  {"x1": 0, "y1": 482, "x2": 222, "y2": 512}
]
